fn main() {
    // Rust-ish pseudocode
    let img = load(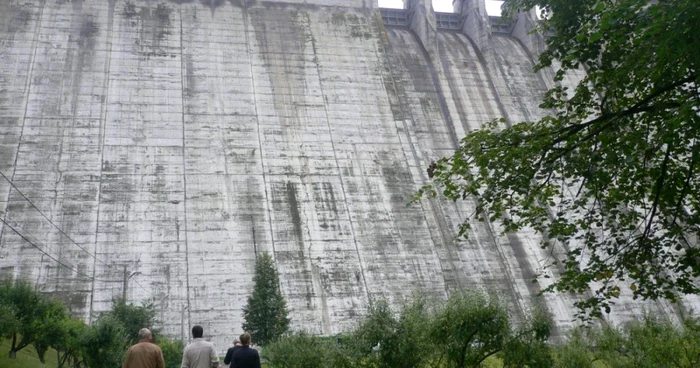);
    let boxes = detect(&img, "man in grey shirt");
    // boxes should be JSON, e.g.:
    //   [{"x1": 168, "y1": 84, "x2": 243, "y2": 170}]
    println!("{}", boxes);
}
[{"x1": 181, "y1": 325, "x2": 219, "y2": 368}]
